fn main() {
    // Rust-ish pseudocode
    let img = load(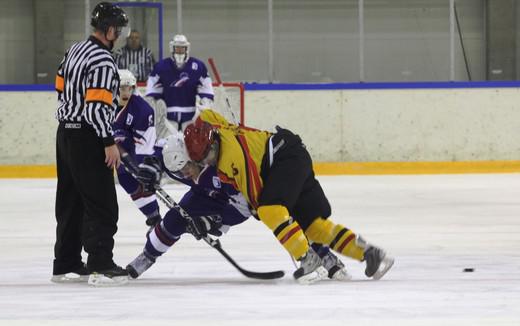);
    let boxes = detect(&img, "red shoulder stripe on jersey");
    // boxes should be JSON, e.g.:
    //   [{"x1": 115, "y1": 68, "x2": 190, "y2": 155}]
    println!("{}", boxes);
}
[{"x1": 235, "y1": 134, "x2": 262, "y2": 208}]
